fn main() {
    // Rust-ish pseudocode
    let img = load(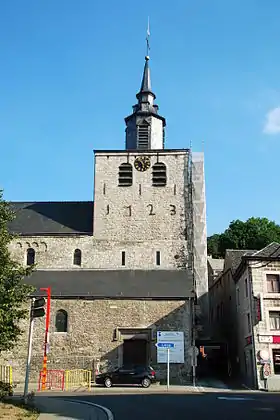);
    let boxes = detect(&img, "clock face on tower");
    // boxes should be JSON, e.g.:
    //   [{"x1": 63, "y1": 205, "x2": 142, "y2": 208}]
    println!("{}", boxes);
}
[{"x1": 134, "y1": 156, "x2": 151, "y2": 172}]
